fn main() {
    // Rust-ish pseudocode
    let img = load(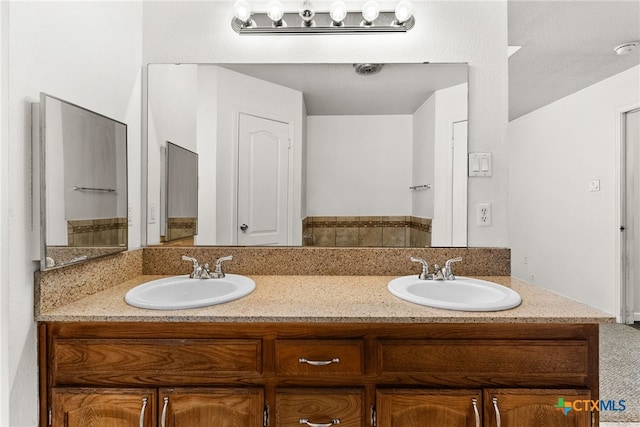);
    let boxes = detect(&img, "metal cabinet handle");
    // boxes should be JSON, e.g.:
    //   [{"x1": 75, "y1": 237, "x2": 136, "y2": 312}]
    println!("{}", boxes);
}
[
  {"x1": 139, "y1": 397, "x2": 148, "y2": 427},
  {"x1": 299, "y1": 418, "x2": 341, "y2": 426},
  {"x1": 492, "y1": 397, "x2": 501, "y2": 427},
  {"x1": 161, "y1": 396, "x2": 169, "y2": 427},
  {"x1": 240, "y1": 223, "x2": 249, "y2": 232},
  {"x1": 298, "y1": 357, "x2": 340, "y2": 366},
  {"x1": 471, "y1": 398, "x2": 480, "y2": 427}
]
